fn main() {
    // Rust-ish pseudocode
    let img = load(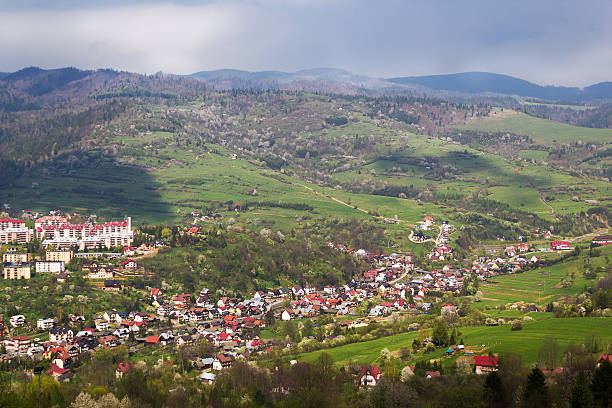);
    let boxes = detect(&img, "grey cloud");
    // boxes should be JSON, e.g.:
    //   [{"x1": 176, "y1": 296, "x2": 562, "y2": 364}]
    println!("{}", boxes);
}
[{"x1": 0, "y1": 0, "x2": 610, "y2": 86}]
